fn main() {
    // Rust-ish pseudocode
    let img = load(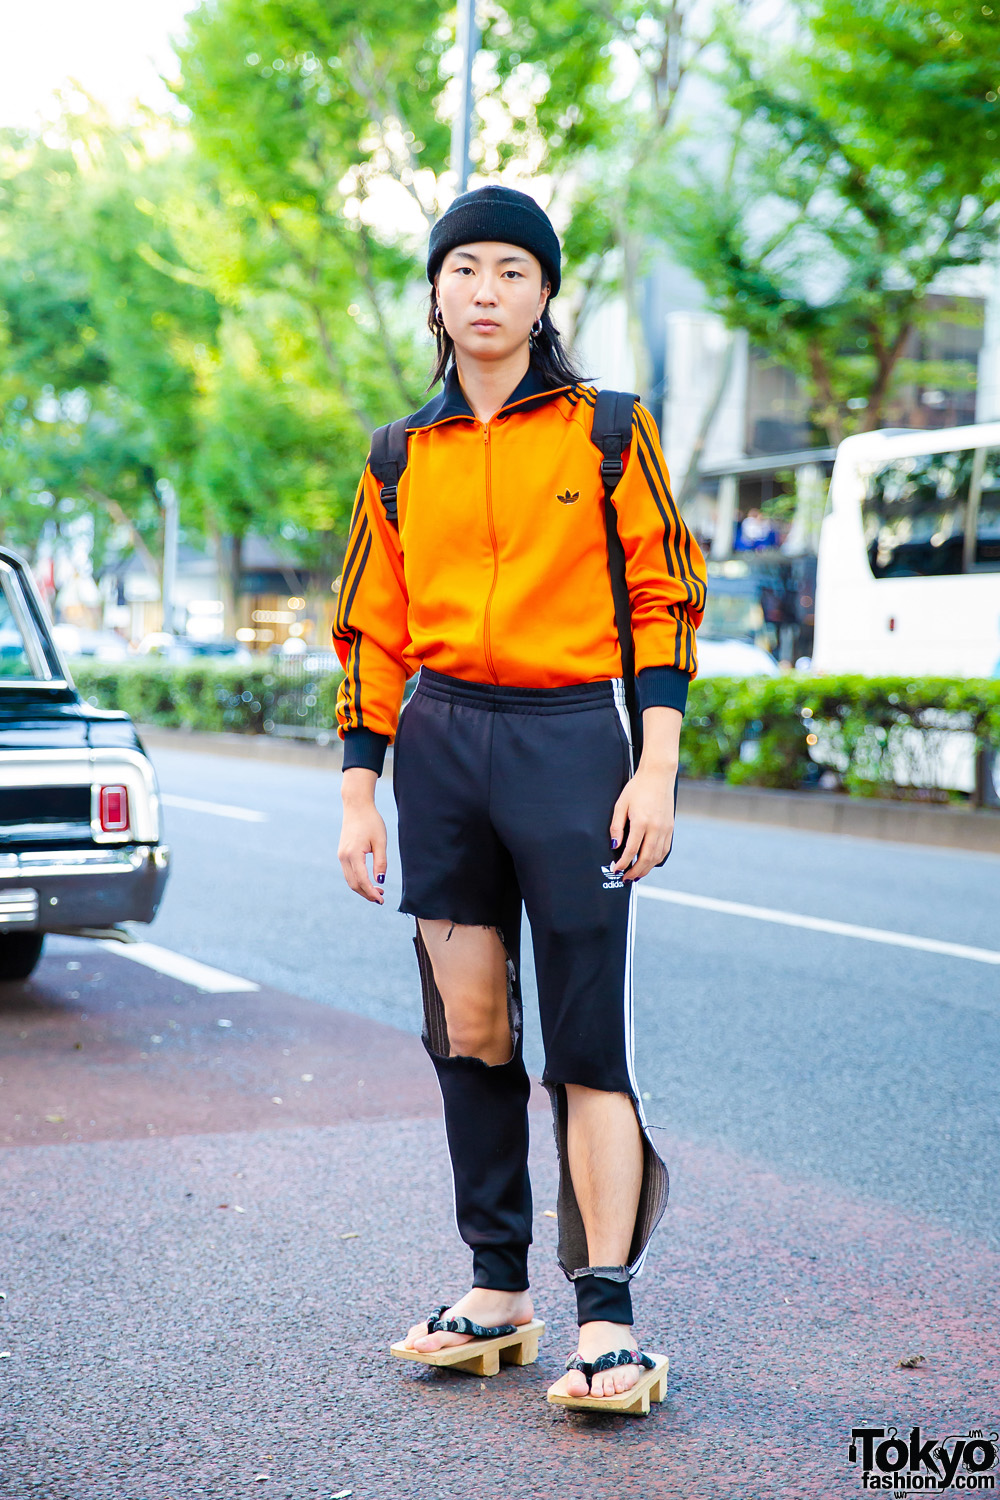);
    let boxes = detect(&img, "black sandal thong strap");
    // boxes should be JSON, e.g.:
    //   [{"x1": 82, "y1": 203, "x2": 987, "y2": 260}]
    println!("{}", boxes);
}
[
  {"x1": 426, "y1": 1304, "x2": 519, "y2": 1338},
  {"x1": 564, "y1": 1347, "x2": 657, "y2": 1383}
]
